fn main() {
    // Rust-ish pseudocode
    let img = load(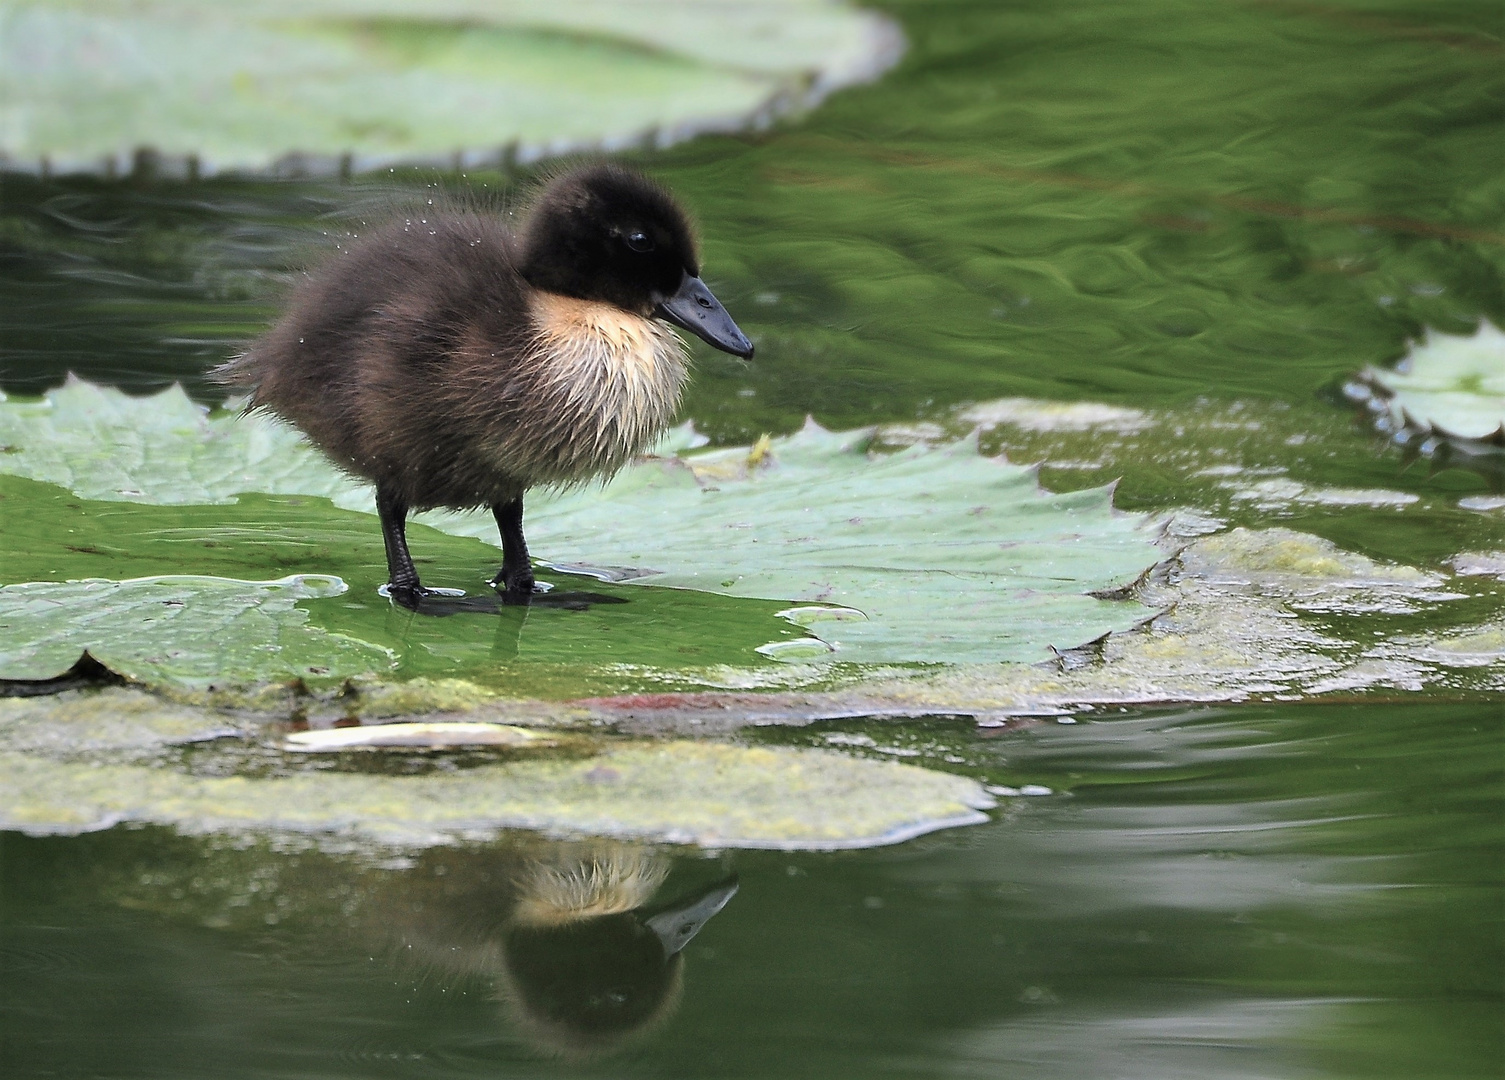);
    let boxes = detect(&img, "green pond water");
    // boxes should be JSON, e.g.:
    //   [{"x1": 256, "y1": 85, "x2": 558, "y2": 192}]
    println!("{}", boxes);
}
[
  {"x1": 3, "y1": 703, "x2": 1500, "y2": 1077},
  {"x1": 1, "y1": 0, "x2": 1503, "y2": 1075}
]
